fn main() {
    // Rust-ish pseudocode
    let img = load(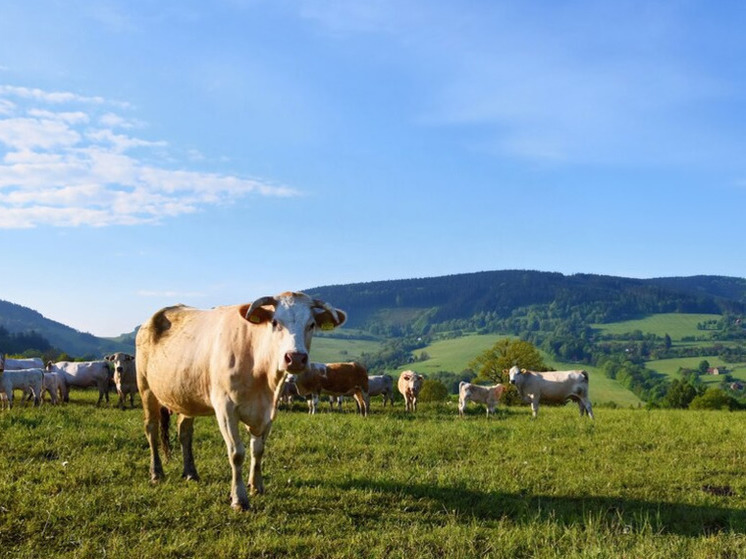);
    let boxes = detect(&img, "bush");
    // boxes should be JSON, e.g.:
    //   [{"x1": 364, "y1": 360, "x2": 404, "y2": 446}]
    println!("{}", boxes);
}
[
  {"x1": 418, "y1": 379, "x2": 449, "y2": 402},
  {"x1": 689, "y1": 387, "x2": 734, "y2": 411}
]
